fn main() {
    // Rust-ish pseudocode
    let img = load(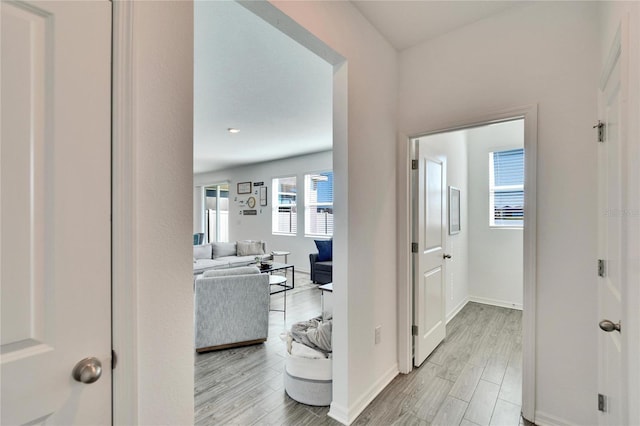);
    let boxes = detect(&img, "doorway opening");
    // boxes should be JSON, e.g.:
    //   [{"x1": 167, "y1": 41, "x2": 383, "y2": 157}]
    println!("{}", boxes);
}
[
  {"x1": 400, "y1": 105, "x2": 537, "y2": 422},
  {"x1": 191, "y1": 1, "x2": 347, "y2": 423},
  {"x1": 411, "y1": 118, "x2": 525, "y2": 420}
]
